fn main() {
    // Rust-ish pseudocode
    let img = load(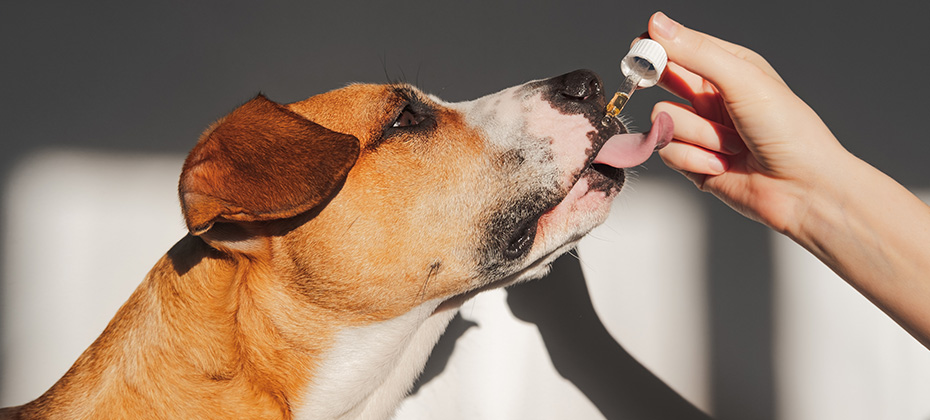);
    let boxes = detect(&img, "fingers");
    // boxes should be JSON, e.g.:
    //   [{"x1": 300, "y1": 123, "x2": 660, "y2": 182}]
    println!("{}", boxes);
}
[
  {"x1": 692, "y1": 31, "x2": 786, "y2": 86},
  {"x1": 648, "y1": 12, "x2": 784, "y2": 103},
  {"x1": 653, "y1": 100, "x2": 735, "y2": 177},
  {"x1": 658, "y1": 67, "x2": 734, "y2": 128},
  {"x1": 657, "y1": 61, "x2": 708, "y2": 103},
  {"x1": 653, "y1": 101, "x2": 744, "y2": 155},
  {"x1": 658, "y1": 139, "x2": 729, "y2": 178},
  {"x1": 634, "y1": 27, "x2": 778, "y2": 82}
]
